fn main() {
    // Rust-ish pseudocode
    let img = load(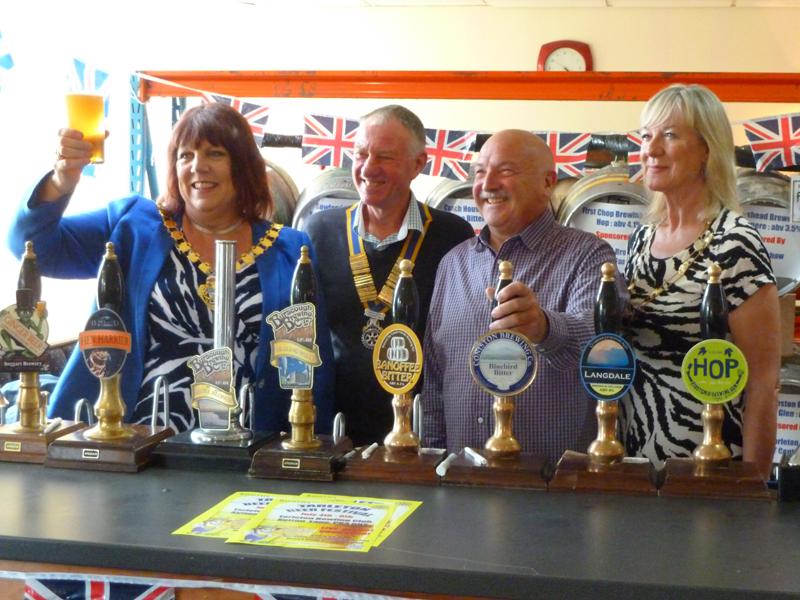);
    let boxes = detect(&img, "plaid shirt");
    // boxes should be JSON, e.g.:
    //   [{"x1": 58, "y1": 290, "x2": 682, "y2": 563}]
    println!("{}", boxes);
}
[{"x1": 421, "y1": 210, "x2": 618, "y2": 463}]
